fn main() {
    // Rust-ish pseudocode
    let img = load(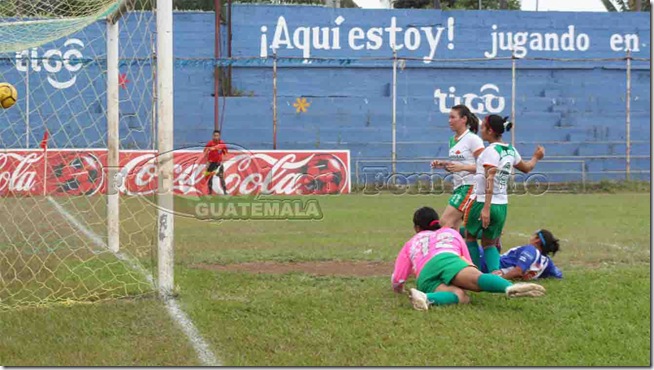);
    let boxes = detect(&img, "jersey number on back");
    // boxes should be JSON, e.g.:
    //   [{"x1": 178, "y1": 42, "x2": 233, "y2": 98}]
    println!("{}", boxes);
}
[{"x1": 410, "y1": 236, "x2": 430, "y2": 260}]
